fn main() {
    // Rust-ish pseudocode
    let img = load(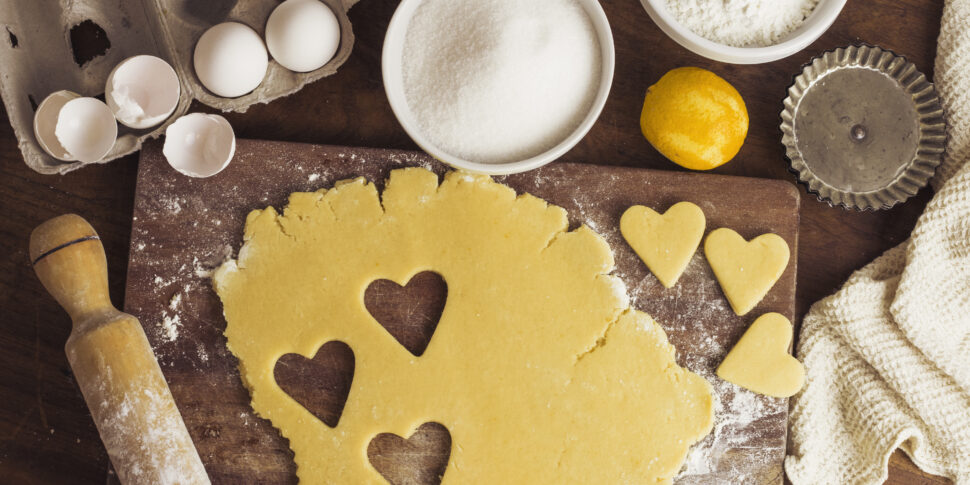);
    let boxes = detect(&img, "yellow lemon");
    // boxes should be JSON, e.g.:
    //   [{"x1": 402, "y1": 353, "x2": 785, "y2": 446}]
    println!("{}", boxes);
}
[{"x1": 640, "y1": 67, "x2": 748, "y2": 171}]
